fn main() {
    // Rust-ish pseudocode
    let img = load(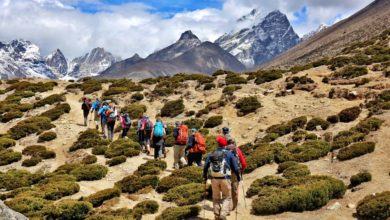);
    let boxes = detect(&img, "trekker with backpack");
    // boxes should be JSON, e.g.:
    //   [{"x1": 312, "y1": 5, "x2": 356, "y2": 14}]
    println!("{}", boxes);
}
[
  {"x1": 105, "y1": 104, "x2": 118, "y2": 141},
  {"x1": 151, "y1": 117, "x2": 166, "y2": 159},
  {"x1": 138, "y1": 115, "x2": 153, "y2": 155},
  {"x1": 81, "y1": 97, "x2": 91, "y2": 126},
  {"x1": 120, "y1": 112, "x2": 131, "y2": 138},
  {"x1": 203, "y1": 136, "x2": 241, "y2": 220},
  {"x1": 90, "y1": 98, "x2": 101, "y2": 130},
  {"x1": 186, "y1": 128, "x2": 206, "y2": 166},
  {"x1": 222, "y1": 127, "x2": 235, "y2": 145},
  {"x1": 173, "y1": 121, "x2": 188, "y2": 169},
  {"x1": 225, "y1": 128, "x2": 247, "y2": 211},
  {"x1": 98, "y1": 102, "x2": 109, "y2": 138}
]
